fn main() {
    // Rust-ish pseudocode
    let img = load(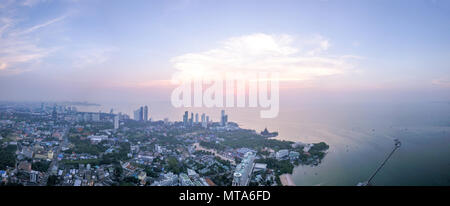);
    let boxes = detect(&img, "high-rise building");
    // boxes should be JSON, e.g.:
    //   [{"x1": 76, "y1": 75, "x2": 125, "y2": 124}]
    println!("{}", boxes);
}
[
  {"x1": 201, "y1": 113, "x2": 206, "y2": 128},
  {"x1": 220, "y1": 110, "x2": 228, "y2": 126},
  {"x1": 189, "y1": 113, "x2": 194, "y2": 125},
  {"x1": 134, "y1": 109, "x2": 140, "y2": 121},
  {"x1": 84, "y1": 113, "x2": 90, "y2": 121},
  {"x1": 114, "y1": 115, "x2": 119, "y2": 130},
  {"x1": 195, "y1": 113, "x2": 199, "y2": 124},
  {"x1": 139, "y1": 106, "x2": 144, "y2": 121},
  {"x1": 133, "y1": 105, "x2": 148, "y2": 121},
  {"x1": 144, "y1": 106, "x2": 148, "y2": 122},
  {"x1": 221, "y1": 110, "x2": 224, "y2": 126},
  {"x1": 183, "y1": 111, "x2": 188, "y2": 125},
  {"x1": 92, "y1": 112, "x2": 100, "y2": 122},
  {"x1": 52, "y1": 105, "x2": 57, "y2": 120},
  {"x1": 232, "y1": 152, "x2": 256, "y2": 186}
]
